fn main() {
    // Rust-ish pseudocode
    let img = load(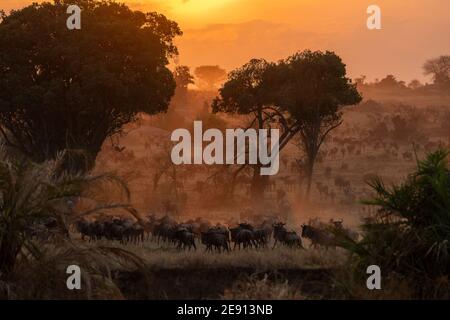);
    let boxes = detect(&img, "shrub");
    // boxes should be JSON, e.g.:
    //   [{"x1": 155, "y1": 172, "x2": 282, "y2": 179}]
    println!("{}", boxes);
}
[{"x1": 338, "y1": 149, "x2": 450, "y2": 298}]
